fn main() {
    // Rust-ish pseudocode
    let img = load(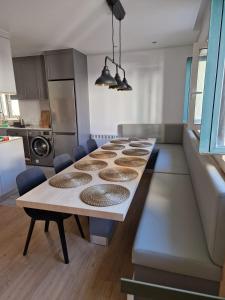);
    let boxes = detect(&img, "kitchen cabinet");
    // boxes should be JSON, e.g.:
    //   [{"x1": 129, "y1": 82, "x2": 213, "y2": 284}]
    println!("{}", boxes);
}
[
  {"x1": 12, "y1": 55, "x2": 47, "y2": 100},
  {"x1": 0, "y1": 137, "x2": 26, "y2": 196},
  {"x1": 44, "y1": 49, "x2": 74, "y2": 80},
  {"x1": 7, "y1": 129, "x2": 30, "y2": 162},
  {"x1": 44, "y1": 48, "x2": 90, "y2": 147}
]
